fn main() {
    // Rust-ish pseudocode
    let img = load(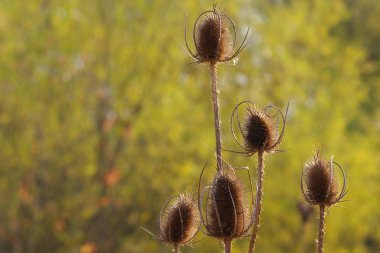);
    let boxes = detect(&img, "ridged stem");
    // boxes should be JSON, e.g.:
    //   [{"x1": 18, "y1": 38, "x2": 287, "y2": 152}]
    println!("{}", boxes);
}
[
  {"x1": 248, "y1": 150, "x2": 265, "y2": 253},
  {"x1": 318, "y1": 205, "x2": 326, "y2": 253},
  {"x1": 224, "y1": 239, "x2": 232, "y2": 253},
  {"x1": 173, "y1": 244, "x2": 179, "y2": 253},
  {"x1": 210, "y1": 62, "x2": 222, "y2": 171}
]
